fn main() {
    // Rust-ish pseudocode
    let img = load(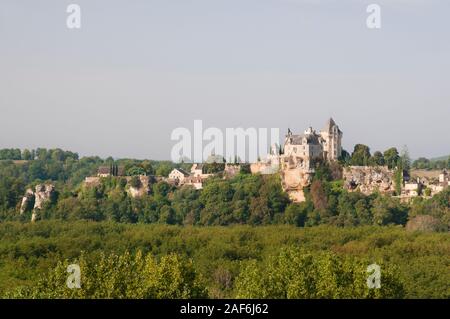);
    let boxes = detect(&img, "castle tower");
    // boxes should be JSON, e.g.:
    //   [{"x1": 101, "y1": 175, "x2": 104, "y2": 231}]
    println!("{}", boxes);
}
[{"x1": 320, "y1": 118, "x2": 343, "y2": 161}]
